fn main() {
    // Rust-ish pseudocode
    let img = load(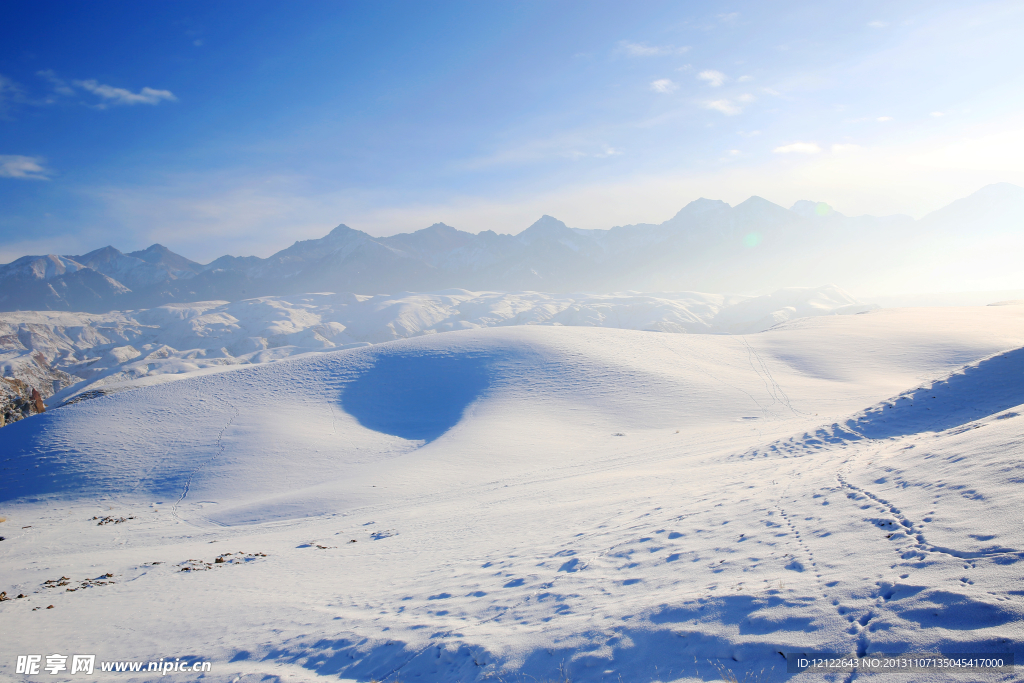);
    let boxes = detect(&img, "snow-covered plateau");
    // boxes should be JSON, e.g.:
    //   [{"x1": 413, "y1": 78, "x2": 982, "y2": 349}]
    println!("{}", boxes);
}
[{"x1": 1, "y1": 303, "x2": 1023, "y2": 682}]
